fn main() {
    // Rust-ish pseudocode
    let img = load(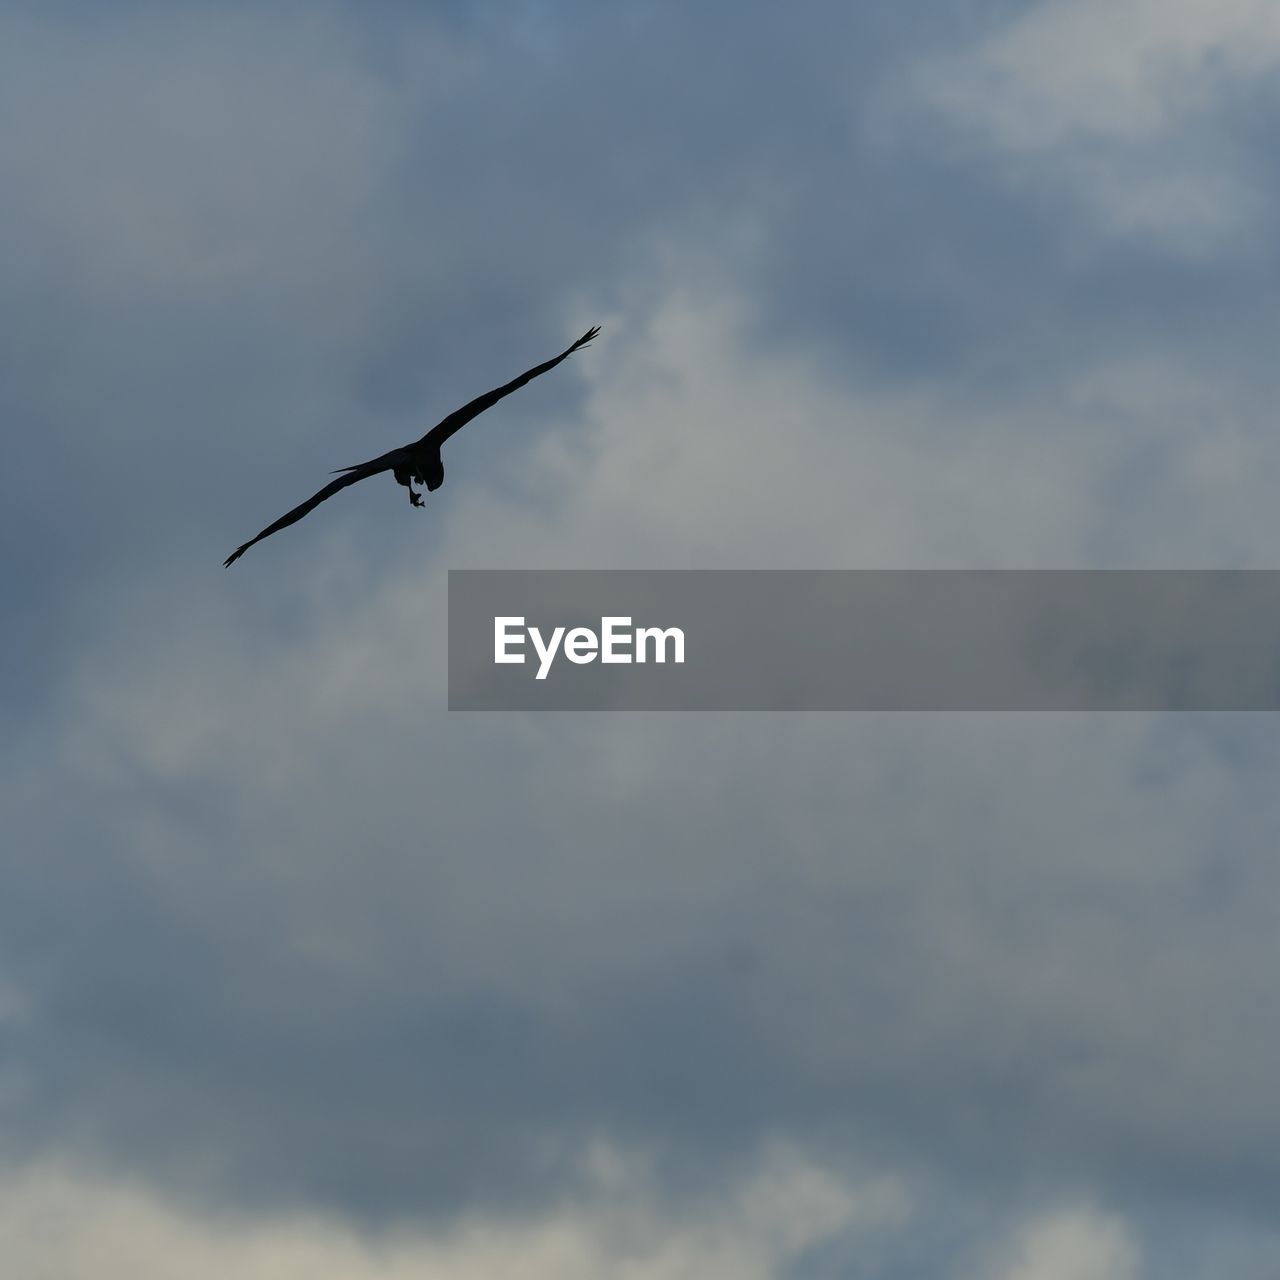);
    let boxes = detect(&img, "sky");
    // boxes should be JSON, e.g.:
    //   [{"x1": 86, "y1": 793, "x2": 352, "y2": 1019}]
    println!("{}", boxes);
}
[{"x1": 4, "y1": 1, "x2": 1280, "y2": 1275}]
